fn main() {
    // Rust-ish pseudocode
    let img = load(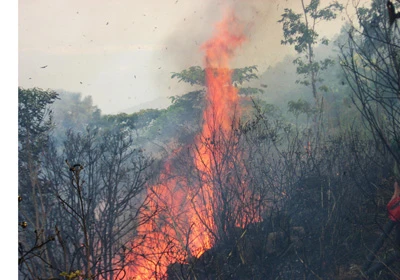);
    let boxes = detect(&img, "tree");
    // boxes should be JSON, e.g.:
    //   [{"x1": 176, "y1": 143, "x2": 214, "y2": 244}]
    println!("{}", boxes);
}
[
  {"x1": 50, "y1": 91, "x2": 102, "y2": 146},
  {"x1": 103, "y1": 108, "x2": 164, "y2": 131},
  {"x1": 338, "y1": 0, "x2": 400, "y2": 277},
  {"x1": 18, "y1": 87, "x2": 59, "y2": 279},
  {"x1": 40, "y1": 125, "x2": 154, "y2": 279},
  {"x1": 18, "y1": 87, "x2": 155, "y2": 279},
  {"x1": 171, "y1": 65, "x2": 264, "y2": 95},
  {"x1": 340, "y1": 0, "x2": 400, "y2": 167},
  {"x1": 279, "y1": 0, "x2": 343, "y2": 107}
]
